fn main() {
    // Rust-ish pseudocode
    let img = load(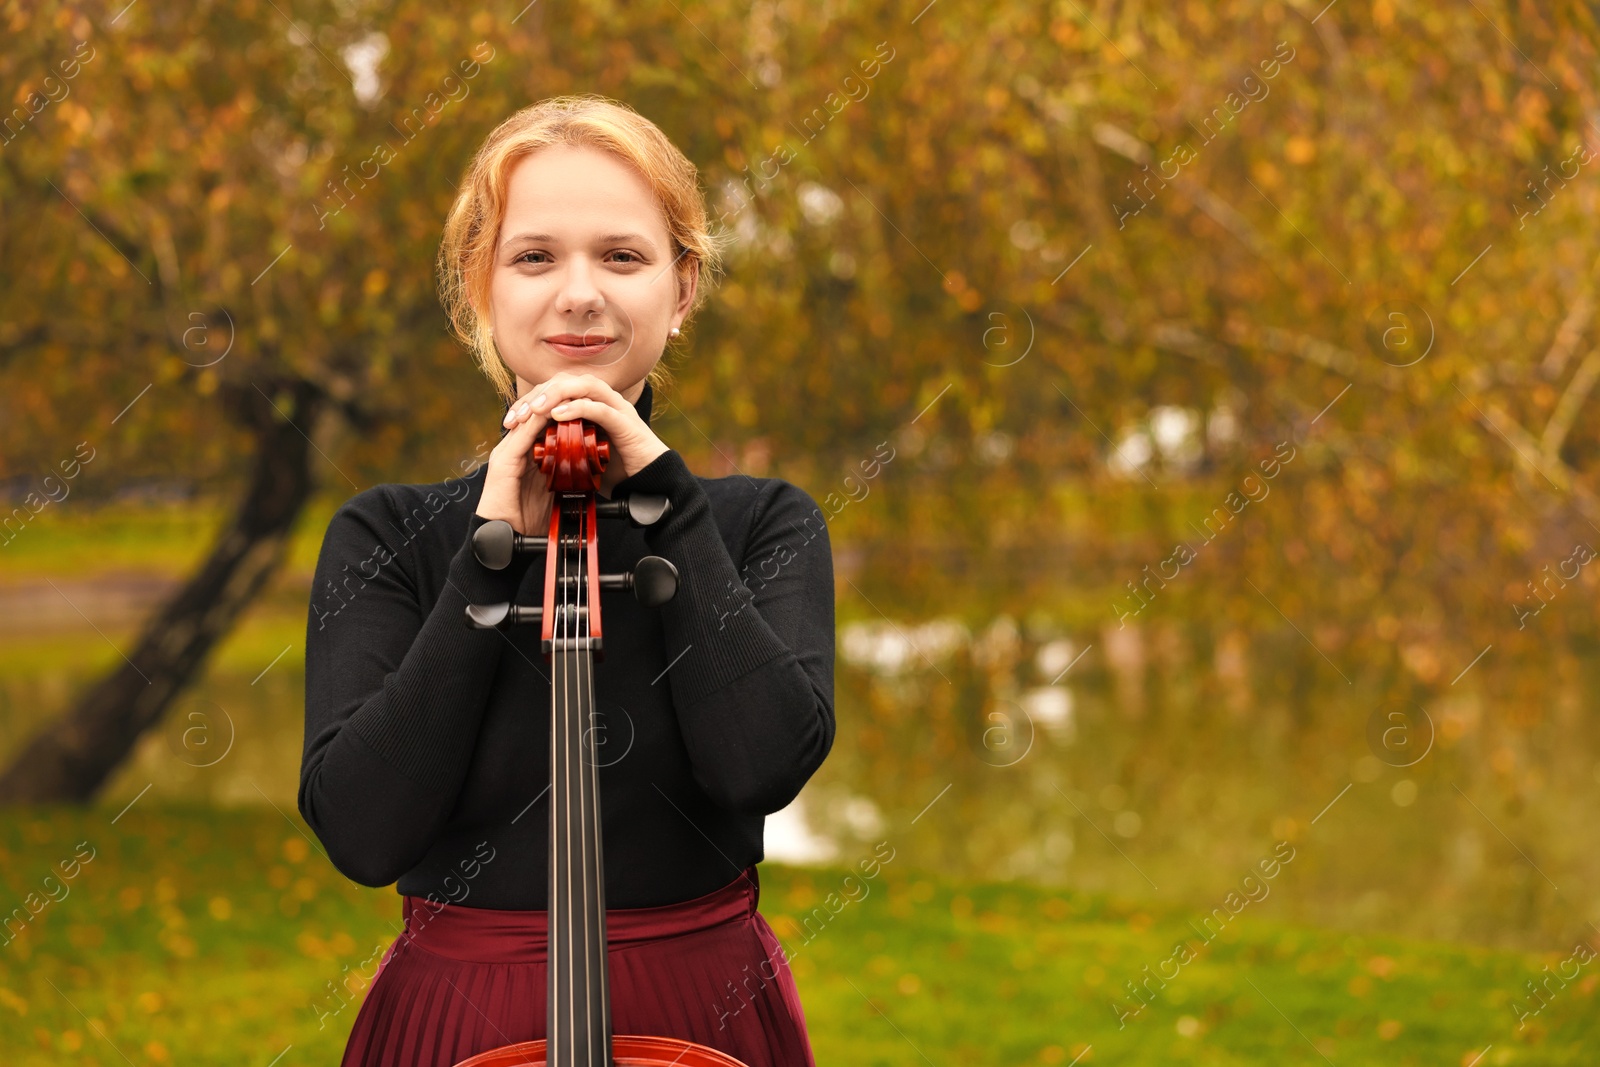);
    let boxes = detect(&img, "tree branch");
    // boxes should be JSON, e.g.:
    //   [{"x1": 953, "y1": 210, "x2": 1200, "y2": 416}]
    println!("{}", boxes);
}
[
  {"x1": 1090, "y1": 120, "x2": 1280, "y2": 266},
  {"x1": 1539, "y1": 289, "x2": 1593, "y2": 379},
  {"x1": 1541, "y1": 347, "x2": 1600, "y2": 468},
  {"x1": 1145, "y1": 318, "x2": 1600, "y2": 524},
  {"x1": 1225, "y1": 321, "x2": 1408, "y2": 391}
]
